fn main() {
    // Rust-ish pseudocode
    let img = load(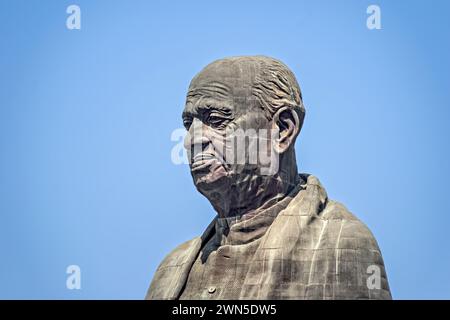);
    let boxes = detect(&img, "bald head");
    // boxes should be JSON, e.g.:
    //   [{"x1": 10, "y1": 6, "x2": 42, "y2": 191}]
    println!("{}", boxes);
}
[{"x1": 187, "y1": 56, "x2": 304, "y2": 124}]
